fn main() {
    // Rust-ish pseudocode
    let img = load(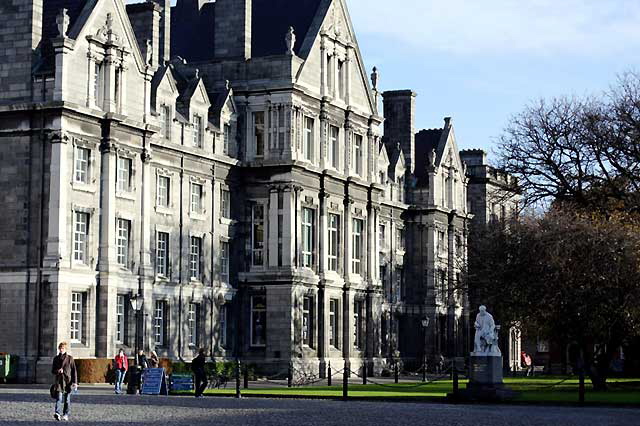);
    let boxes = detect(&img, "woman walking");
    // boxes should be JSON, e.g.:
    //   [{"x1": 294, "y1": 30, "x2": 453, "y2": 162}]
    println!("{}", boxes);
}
[
  {"x1": 51, "y1": 342, "x2": 77, "y2": 421},
  {"x1": 113, "y1": 349, "x2": 128, "y2": 394},
  {"x1": 148, "y1": 350, "x2": 159, "y2": 369}
]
